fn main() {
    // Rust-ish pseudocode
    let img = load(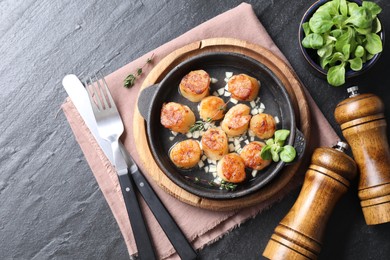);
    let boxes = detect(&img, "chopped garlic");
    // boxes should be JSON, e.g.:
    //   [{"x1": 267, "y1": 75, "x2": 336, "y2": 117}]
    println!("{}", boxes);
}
[
  {"x1": 169, "y1": 136, "x2": 175, "y2": 141},
  {"x1": 260, "y1": 103, "x2": 265, "y2": 109},
  {"x1": 230, "y1": 98, "x2": 238, "y2": 104},
  {"x1": 217, "y1": 88, "x2": 225, "y2": 95},
  {"x1": 193, "y1": 131, "x2": 200, "y2": 139},
  {"x1": 186, "y1": 132, "x2": 193, "y2": 138},
  {"x1": 171, "y1": 131, "x2": 178, "y2": 136},
  {"x1": 251, "y1": 170, "x2": 258, "y2": 177},
  {"x1": 211, "y1": 77, "x2": 218, "y2": 83},
  {"x1": 251, "y1": 108, "x2": 258, "y2": 115},
  {"x1": 274, "y1": 116, "x2": 280, "y2": 124},
  {"x1": 198, "y1": 161, "x2": 205, "y2": 168},
  {"x1": 250, "y1": 101, "x2": 256, "y2": 108},
  {"x1": 224, "y1": 91, "x2": 231, "y2": 97},
  {"x1": 229, "y1": 143, "x2": 235, "y2": 152},
  {"x1": 225, "y1": 72, "x2": 233, "y2": 78},
  {"x1": 212, "y1": 91, "x2": 219, "y2": 96}
]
